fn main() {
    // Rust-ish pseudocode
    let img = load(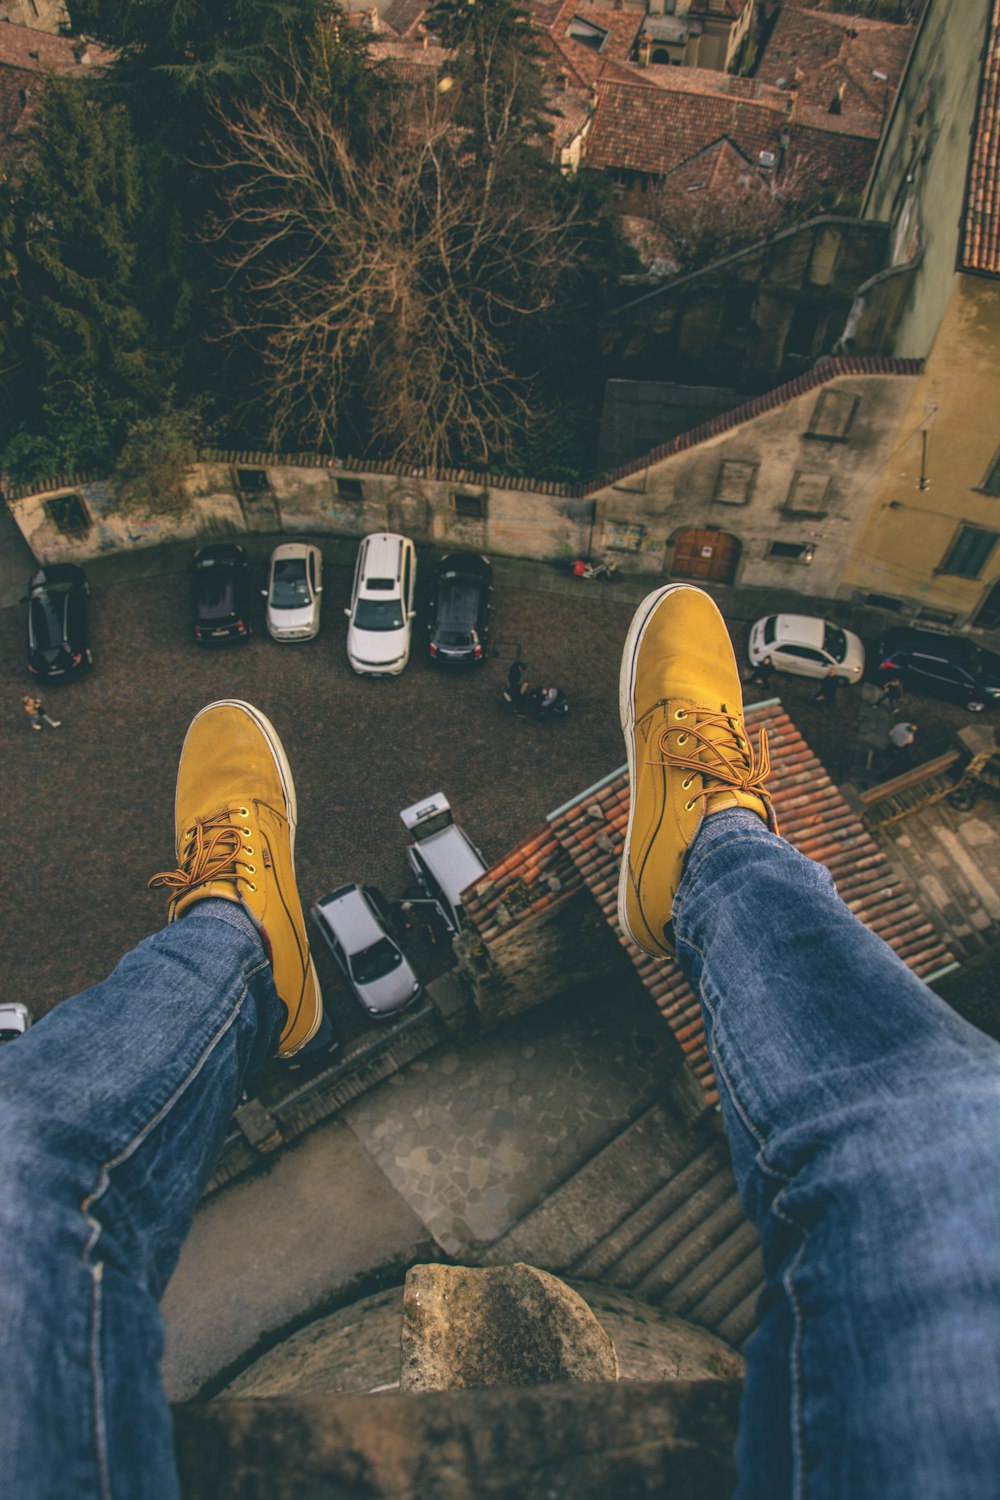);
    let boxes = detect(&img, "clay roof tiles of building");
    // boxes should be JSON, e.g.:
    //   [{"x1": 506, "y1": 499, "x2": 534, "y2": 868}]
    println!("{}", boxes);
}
[
  {"x1": 585, "y1": 75, "x2": 789, "y2": 178},
  {"x1": 380, "y1": 0, "x2": 430, "y2": 40},
  {"x1": 756, "y1": 5, "x2": 913, "y2": 120},
  {"x1": 960, "y1": 0, "x2": 1000, "y2": 276},
  {"x1": 464, "y1": 701, "x2": 954, "y2": 1107}
]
